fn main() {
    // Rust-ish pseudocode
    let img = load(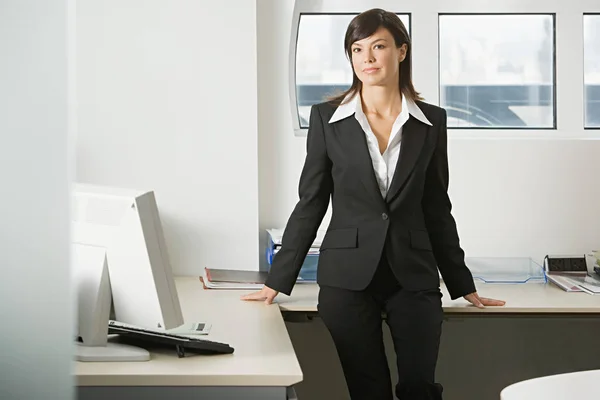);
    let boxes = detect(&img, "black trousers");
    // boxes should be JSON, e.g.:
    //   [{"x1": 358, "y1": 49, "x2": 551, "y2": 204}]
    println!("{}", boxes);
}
[{"x1": 317, "y1": 252, "x2": 444, "y2": 400}]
